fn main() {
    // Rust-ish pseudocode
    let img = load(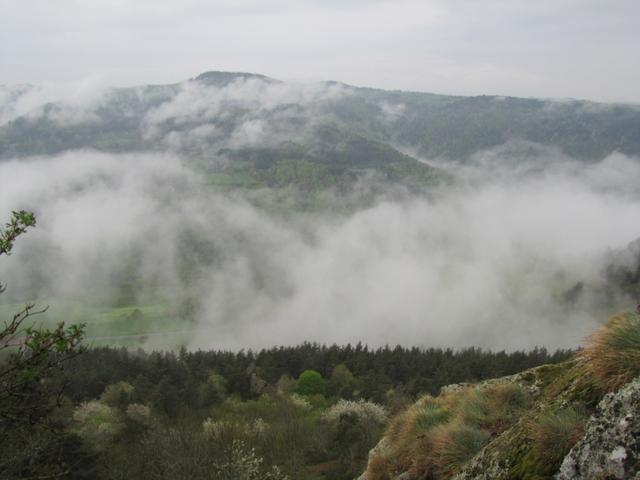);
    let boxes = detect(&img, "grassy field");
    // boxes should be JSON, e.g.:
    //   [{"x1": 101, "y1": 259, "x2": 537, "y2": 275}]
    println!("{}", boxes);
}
[{"x1": 0, "y1": 300, "x2": 193, "y2": 350}]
